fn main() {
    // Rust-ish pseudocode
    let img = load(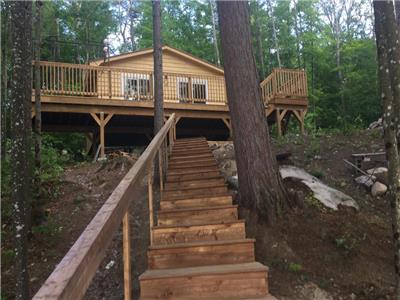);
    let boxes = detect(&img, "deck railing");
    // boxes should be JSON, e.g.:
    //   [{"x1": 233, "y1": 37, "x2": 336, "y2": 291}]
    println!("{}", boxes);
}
[
  {"x1": 32, "y1": 114, "x2": 176, "y2": 300},
  {"x1": 260, "y1": 68, "x2": 308, "y2": 104},
  {"x1": 33, "y1": 61, "x2": 227, "y2": 105}
]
